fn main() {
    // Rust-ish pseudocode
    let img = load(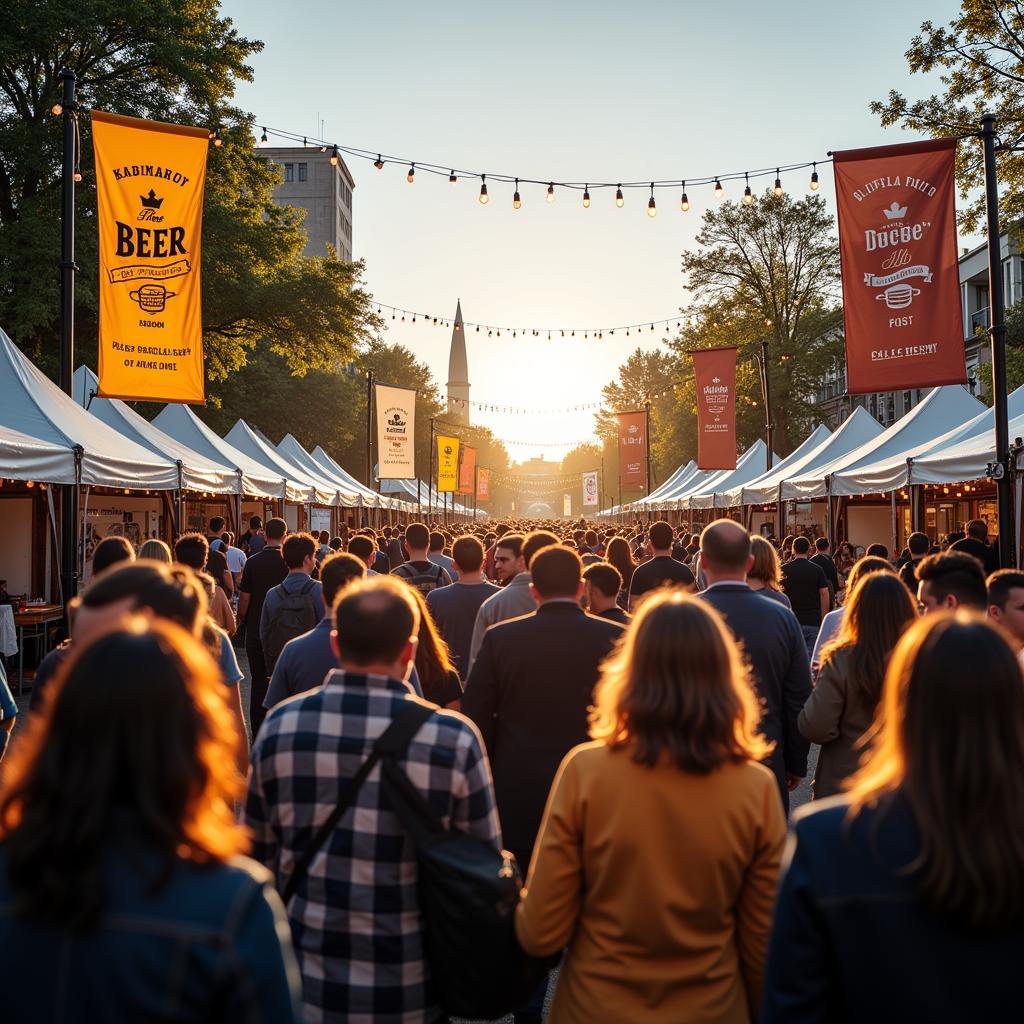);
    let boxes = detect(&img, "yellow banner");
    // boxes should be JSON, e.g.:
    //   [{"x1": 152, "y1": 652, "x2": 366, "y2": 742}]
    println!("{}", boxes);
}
[
  {"x1": 436, "y1": 435, "x2": 460, "y2": 492},
  {"x1": 91, "y1": 110, "x2": 209, "y2": 403}
]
